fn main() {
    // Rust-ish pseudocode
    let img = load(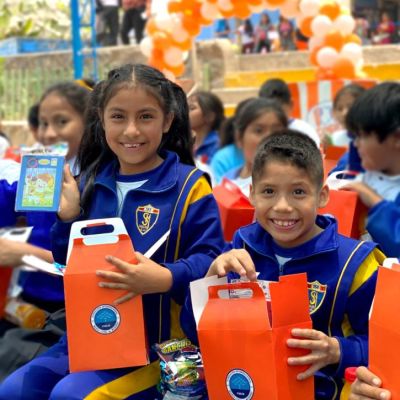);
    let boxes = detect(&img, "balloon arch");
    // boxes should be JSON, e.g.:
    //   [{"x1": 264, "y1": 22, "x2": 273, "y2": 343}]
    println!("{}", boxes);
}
[{"x1": 140, "y1": 0, "x2": 363, "y2": 80}]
